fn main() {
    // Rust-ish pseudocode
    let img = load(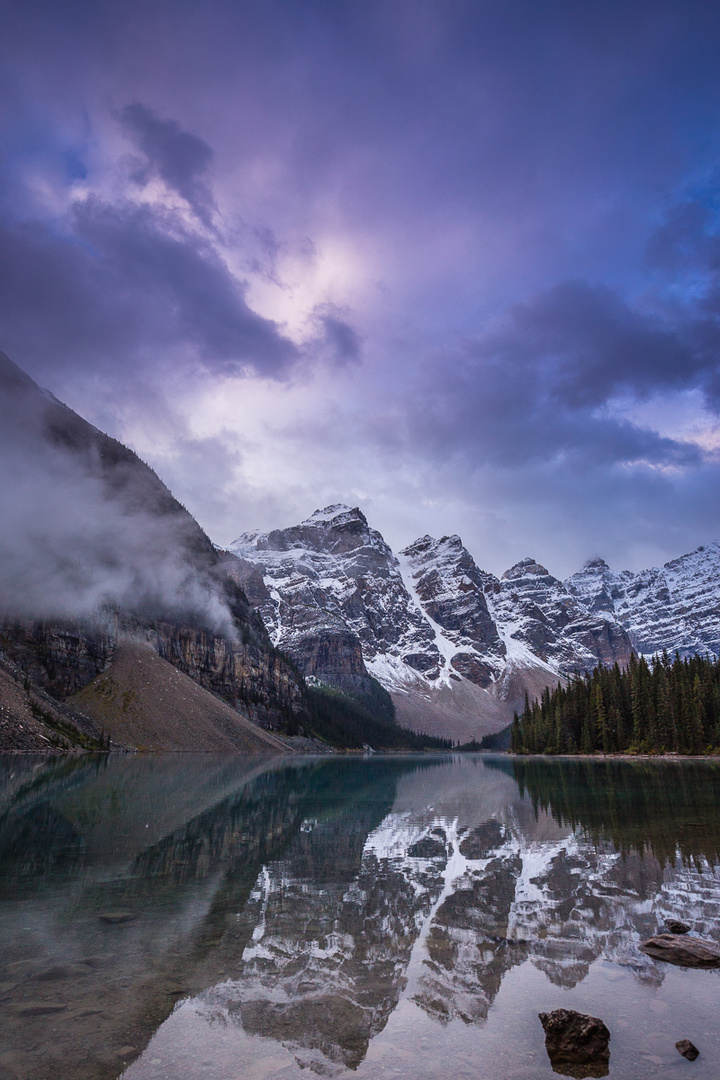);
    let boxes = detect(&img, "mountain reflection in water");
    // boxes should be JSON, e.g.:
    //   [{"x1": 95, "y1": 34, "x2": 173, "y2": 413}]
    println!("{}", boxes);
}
[{"x1": 1, "y1": 754, "x2": 720, "y2": 1080}]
